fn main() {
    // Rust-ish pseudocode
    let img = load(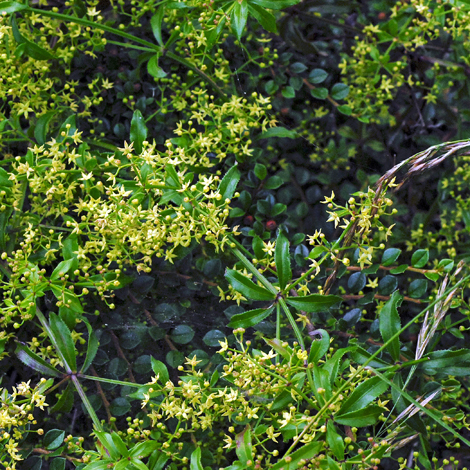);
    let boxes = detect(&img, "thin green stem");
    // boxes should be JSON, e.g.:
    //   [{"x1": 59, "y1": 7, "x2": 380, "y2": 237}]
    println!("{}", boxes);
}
[
  {"x1": 80, "y1": 375, "x2": 143, "y2": 387},
  {"x1": 281, "y1": 272, "x2": 470, "y2": 458},
  {"x1": 71, "y1": 374, "x2": 104, "y2": 432},
  {"x1": 26, "y1": 7, "x2": 226, "y2": 97}
]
